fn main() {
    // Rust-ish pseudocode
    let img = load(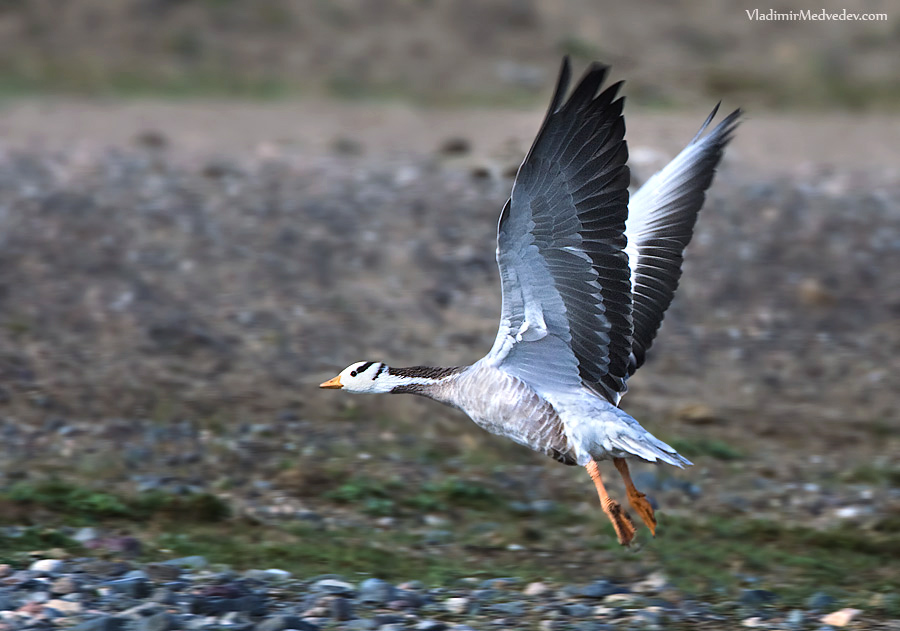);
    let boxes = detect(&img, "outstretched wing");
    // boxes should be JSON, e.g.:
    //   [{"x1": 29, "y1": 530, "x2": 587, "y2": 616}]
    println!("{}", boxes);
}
[
  {"x1": 625, "y1": 105, "x2": 741, "y2": 375},
  {"x1": 486, "y1": 57, "x2": 632, "y2": 403}
]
